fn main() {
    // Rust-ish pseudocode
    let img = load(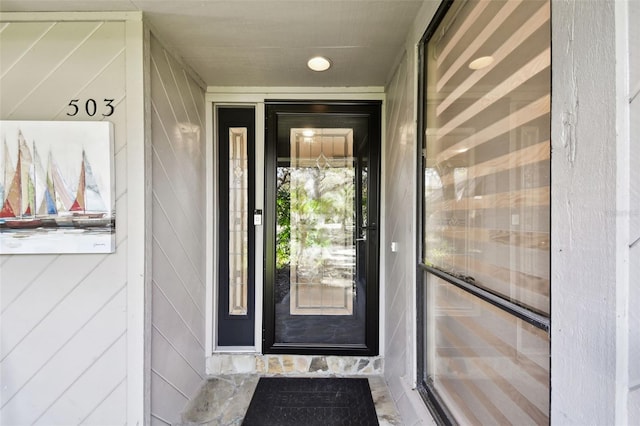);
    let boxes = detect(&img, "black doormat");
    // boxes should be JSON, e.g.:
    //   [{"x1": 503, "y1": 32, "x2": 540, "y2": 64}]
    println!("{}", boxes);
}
[{"x1": 242, "y1": 377, "x2": 379, "y2": 426}]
